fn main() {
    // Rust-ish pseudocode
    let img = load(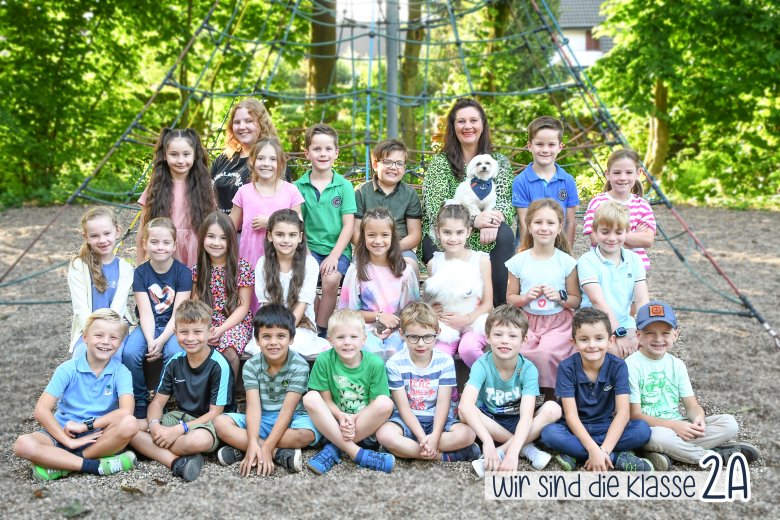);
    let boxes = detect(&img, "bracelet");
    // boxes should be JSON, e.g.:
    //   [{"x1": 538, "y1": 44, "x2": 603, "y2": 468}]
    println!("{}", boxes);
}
[
  {"x1": 600, "y1": 446, "x2": 611, "y2": 456},
  {"x1": 179, "y1": 420, "x2": 189, "y2": 434},
  {"x1": 375, "y1": 310, "x2": 383, "y2": 323},
  {"x1": 149, "y1": 418, "x2": 161, "y2": 426}
]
